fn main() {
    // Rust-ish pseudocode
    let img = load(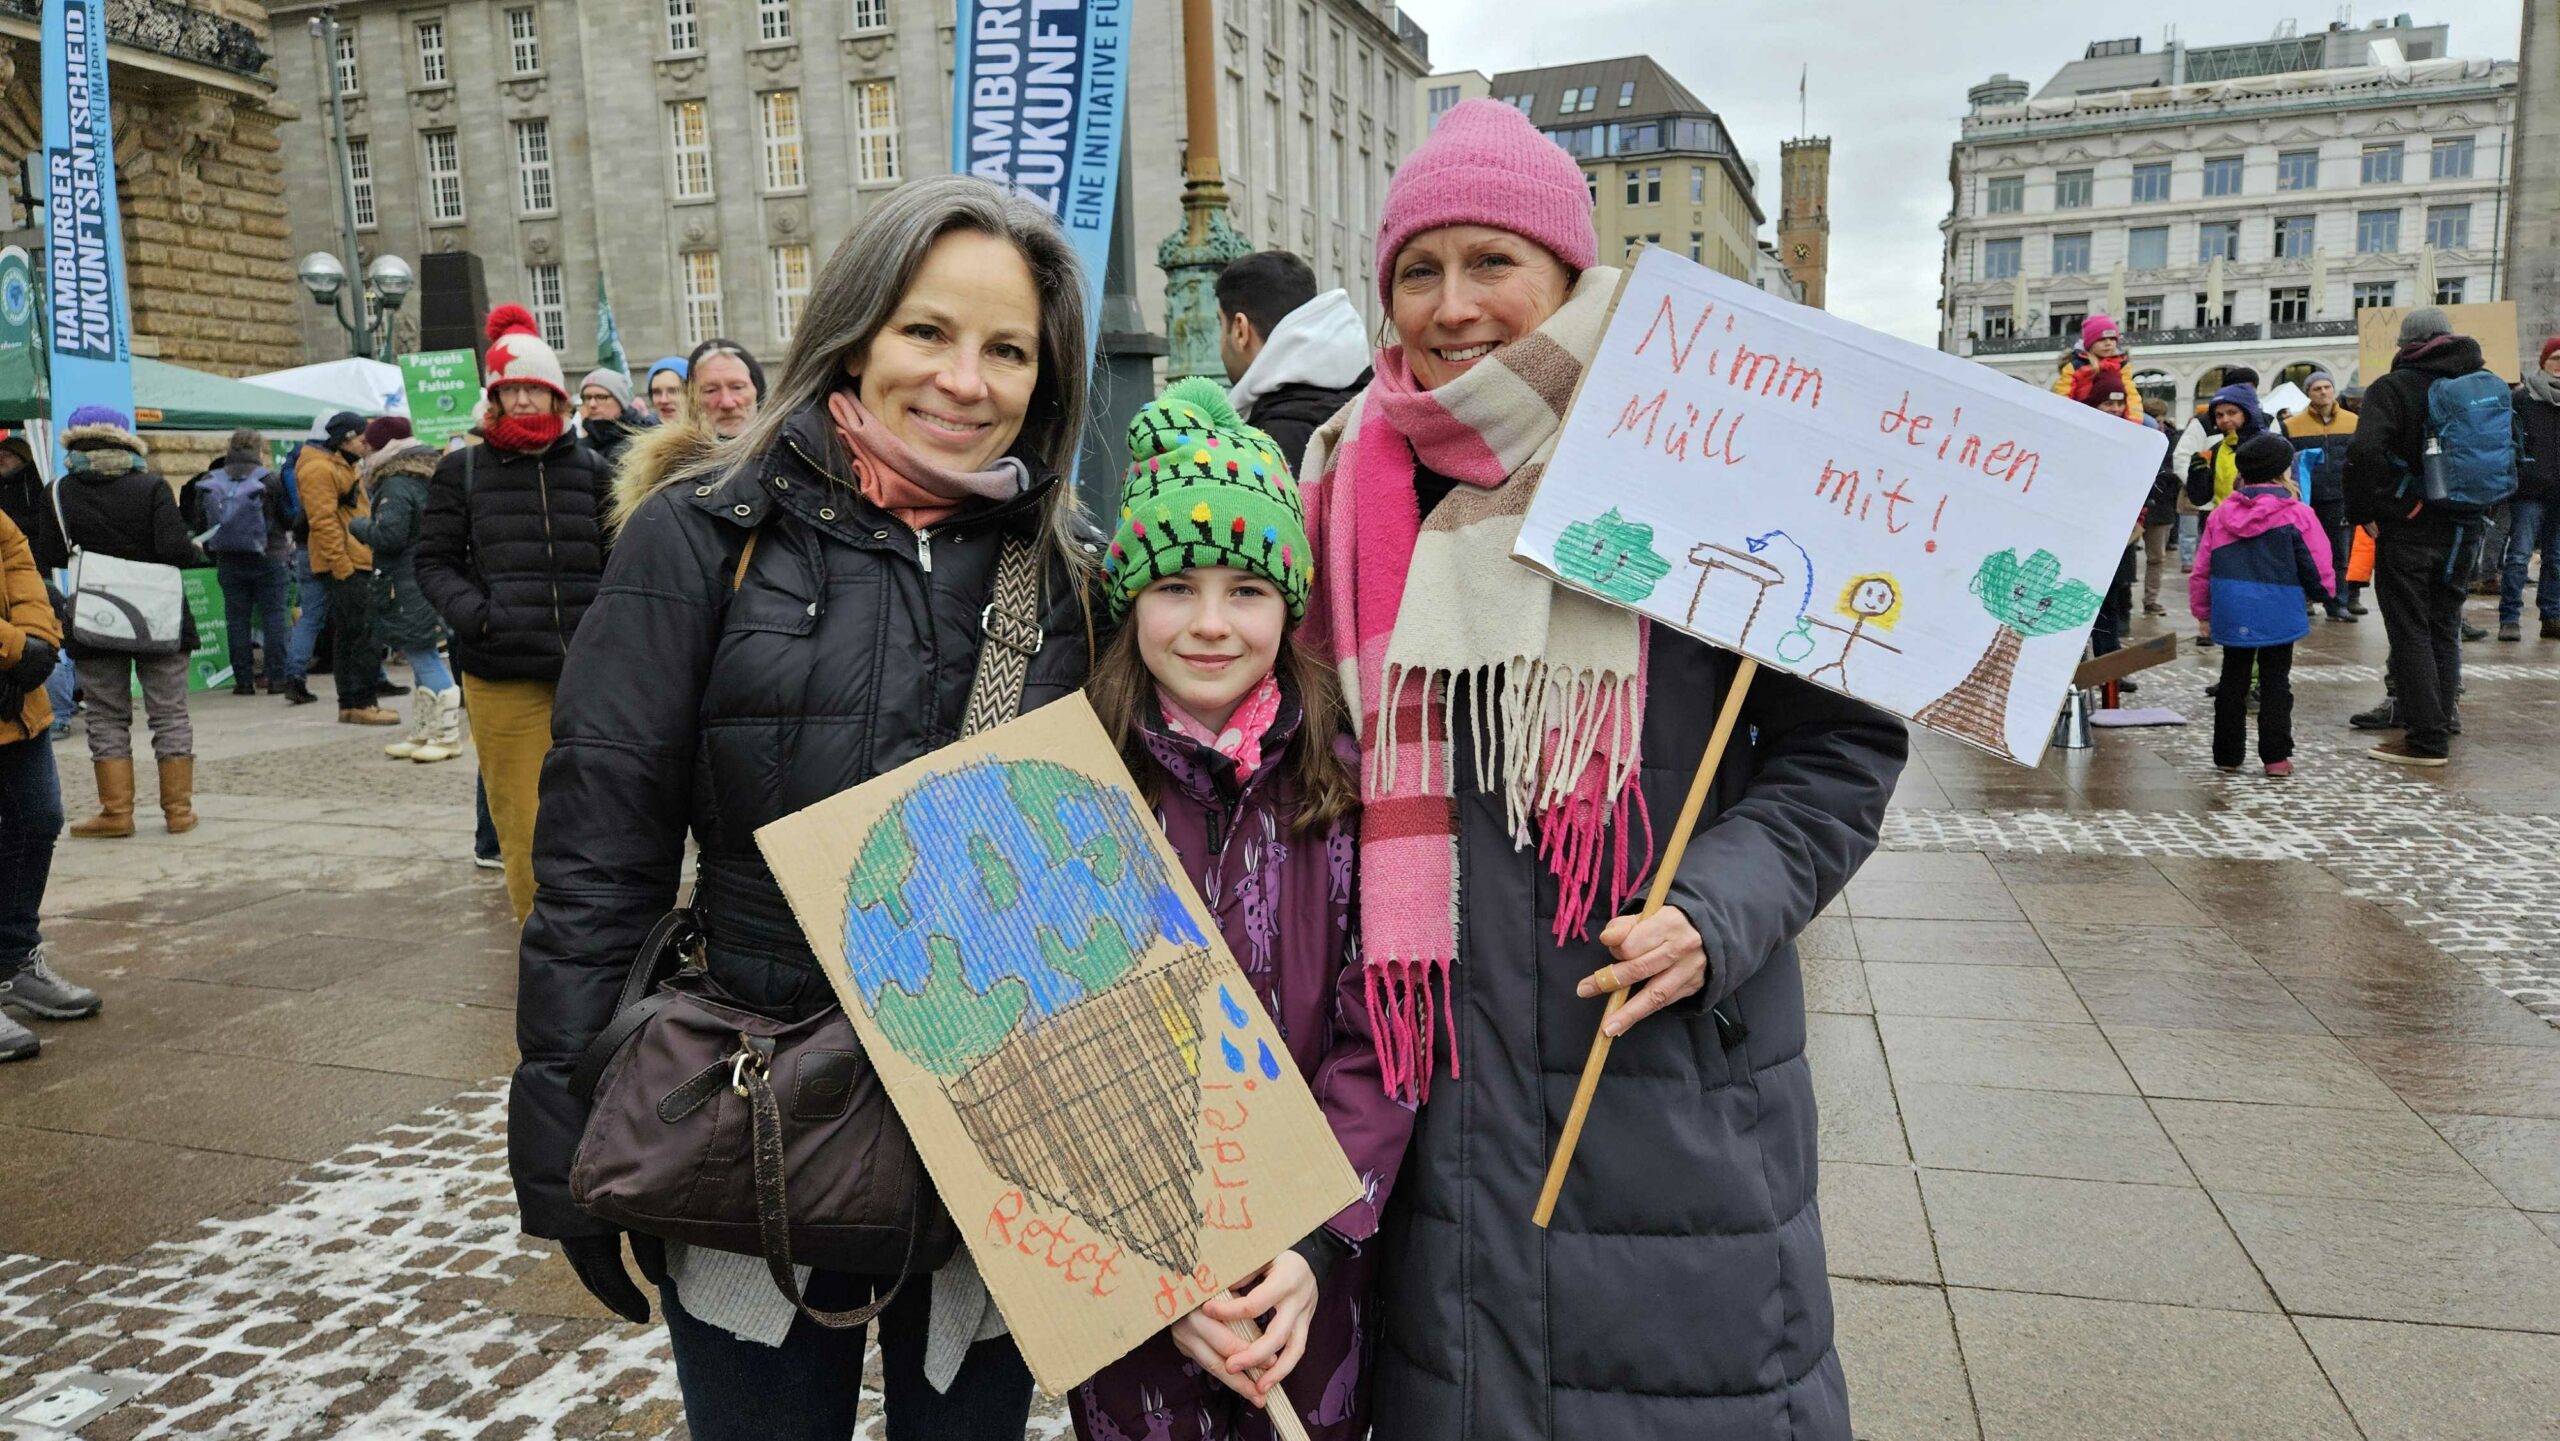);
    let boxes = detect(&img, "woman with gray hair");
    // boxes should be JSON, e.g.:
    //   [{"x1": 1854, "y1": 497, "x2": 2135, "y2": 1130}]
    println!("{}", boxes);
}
[{"x1": 511, "y1": 175, "x2": 1098, "y2": 1439}]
